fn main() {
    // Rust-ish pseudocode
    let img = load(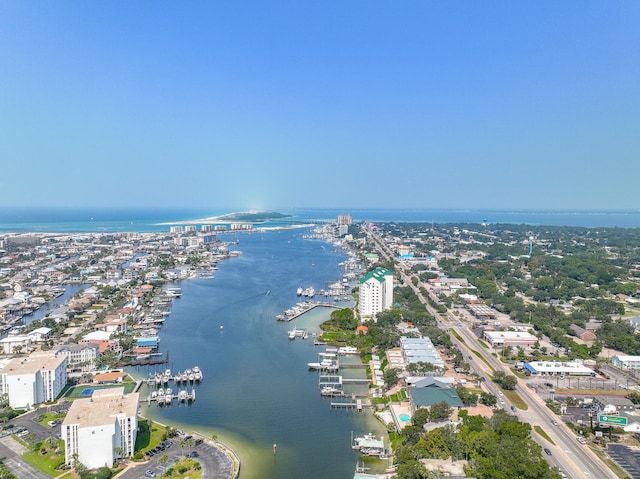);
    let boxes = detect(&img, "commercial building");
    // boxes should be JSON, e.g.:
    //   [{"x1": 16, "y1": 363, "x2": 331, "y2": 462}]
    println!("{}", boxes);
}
[
  {"x1": 399, "y1": 336, "x2": 445, "y2": 369},
  {"x1": 358, "y1": 267, "x2": 393, "y2": 321},
  {"x1": 524, "y1": 360, "x2": 595, "y2": 377},
  {"x1": 62, "y1": 387, "x2": 139, "y2": 469},
  {"x1": 0, "y1": 352, "x2": 68, "y2": 409},
  {"x1": 611, "y1": 355, "x2": 640, "y2": 370},
  {"x1": 483, "y1": 331, "x2": 538, "y2": 348}
]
